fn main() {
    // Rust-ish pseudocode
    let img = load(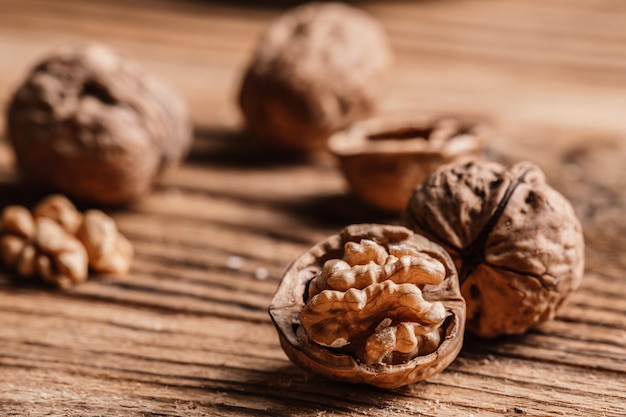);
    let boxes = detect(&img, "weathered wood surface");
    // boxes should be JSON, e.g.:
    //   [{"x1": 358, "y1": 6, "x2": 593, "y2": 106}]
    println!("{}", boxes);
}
[{"x1": 0, "y1": 0, "x2": 625, "y2": 416}]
